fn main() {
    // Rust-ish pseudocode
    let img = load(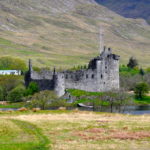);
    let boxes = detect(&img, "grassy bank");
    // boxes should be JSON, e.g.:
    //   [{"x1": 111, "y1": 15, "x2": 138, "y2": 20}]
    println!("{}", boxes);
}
[
  {"x1": 0, "y1": 102, "x2": 25, "y2": 109},
  {"x1": 68, "y1": 89, "x2": 150, "y2": 105},
  {"x1": 0, "y1": 89, "x2": 150, "y2": 111},
  {"x1": 0, "y1": 110, "x2": 150, "y2": 150},
  {"x1": 134, "y1": 96, "x2": 150, "y2": 105}
]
